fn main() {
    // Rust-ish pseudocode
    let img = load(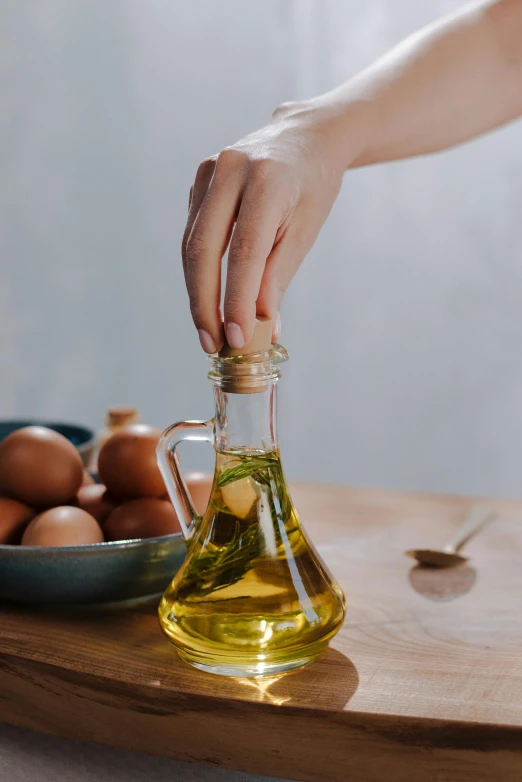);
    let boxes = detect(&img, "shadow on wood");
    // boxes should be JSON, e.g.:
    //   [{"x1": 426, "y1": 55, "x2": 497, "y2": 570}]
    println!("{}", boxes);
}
[
  {"x1": 408, "y1": 562, "x2": 477, "y2": 602},
  {"x1": 224, "y1": 647, "x2": 359, "y2": 710}
]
